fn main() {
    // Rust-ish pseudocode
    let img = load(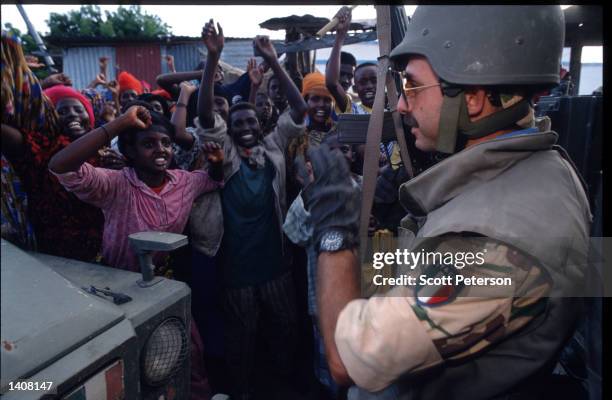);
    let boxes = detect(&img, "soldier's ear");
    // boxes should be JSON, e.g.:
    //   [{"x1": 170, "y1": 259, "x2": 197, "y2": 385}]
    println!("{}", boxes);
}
[{"x1": 464, "y1": 87, "x2": 487, "y2": 119}]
